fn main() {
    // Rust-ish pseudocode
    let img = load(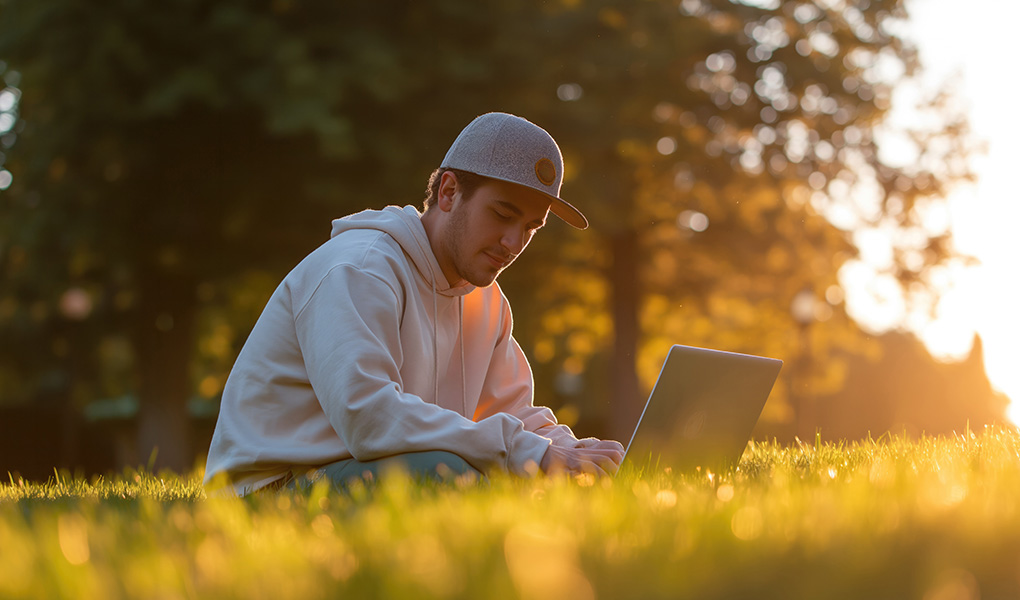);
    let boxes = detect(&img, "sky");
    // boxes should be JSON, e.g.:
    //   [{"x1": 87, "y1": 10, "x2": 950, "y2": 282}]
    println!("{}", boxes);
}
[{"x1": 846, "y1": 0, "x2": 1020, "y2": 423}]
